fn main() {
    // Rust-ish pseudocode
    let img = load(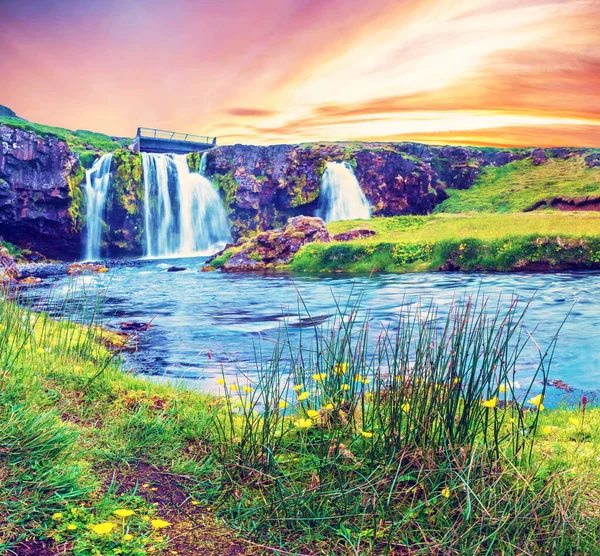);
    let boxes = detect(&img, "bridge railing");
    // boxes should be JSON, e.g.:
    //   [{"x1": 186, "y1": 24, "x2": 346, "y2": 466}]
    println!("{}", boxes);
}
[{"x1": 137, "y1": 127, "x2": 216, "y2": 145}]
